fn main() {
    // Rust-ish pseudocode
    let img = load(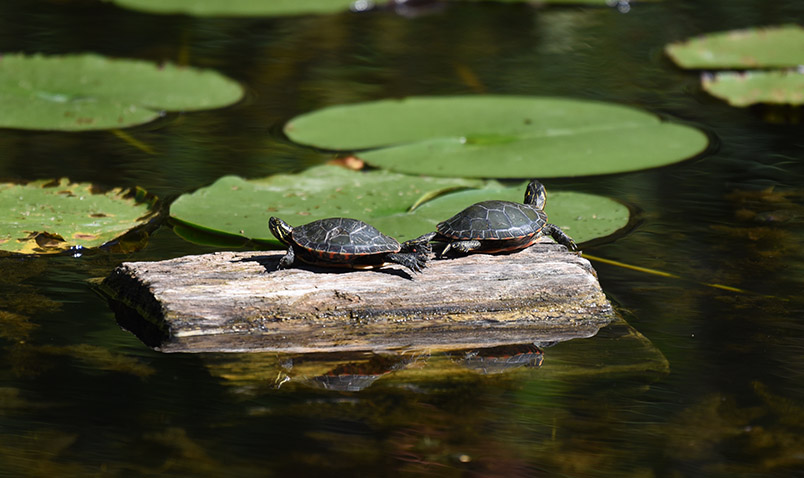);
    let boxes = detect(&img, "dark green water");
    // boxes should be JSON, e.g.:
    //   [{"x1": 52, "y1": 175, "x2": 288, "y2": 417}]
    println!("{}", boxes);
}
[{"x1": 2, "y1": 1, "x2": 804, "y2": 476}]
